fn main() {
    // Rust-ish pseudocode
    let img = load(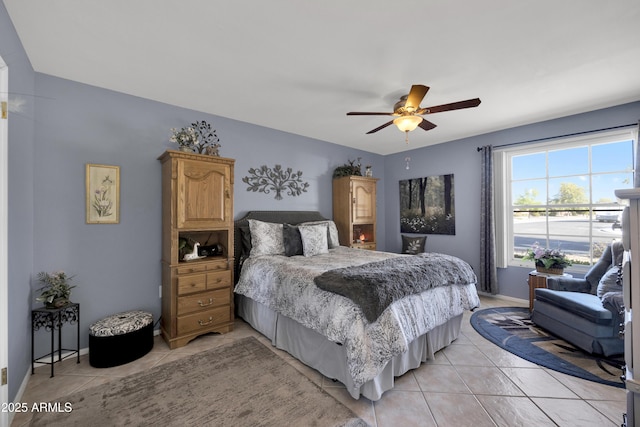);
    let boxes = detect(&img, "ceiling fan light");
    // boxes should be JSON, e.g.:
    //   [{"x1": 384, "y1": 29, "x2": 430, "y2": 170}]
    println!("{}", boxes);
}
[{"x1": 393, "y1": 116, "x2": 423, "y2": 132}]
